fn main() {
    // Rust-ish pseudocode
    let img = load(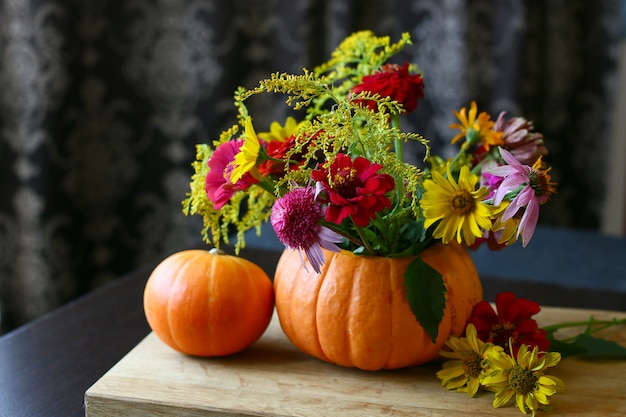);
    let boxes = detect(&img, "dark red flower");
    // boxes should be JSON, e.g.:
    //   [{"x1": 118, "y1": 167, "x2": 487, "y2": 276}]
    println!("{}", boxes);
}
[
  {"x1": 258, "y1": 130, "x2": 323, "y2": 177},
  {"x1": 468, "y1": 231, "x2": 507, "y2": 251},
  {"x1": 205, "y1": 140, "x2": 257, "y2": 209},
  {"x1": 469, "y1": 292, "x2": 550, "y2": 355},
  {"x1": 350, "y1": 62, "x2": 425, "y2": 113},
  {"x1": 311, "y1": 153, "x2": 394, "y2": 227}
]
